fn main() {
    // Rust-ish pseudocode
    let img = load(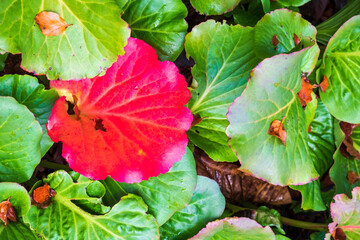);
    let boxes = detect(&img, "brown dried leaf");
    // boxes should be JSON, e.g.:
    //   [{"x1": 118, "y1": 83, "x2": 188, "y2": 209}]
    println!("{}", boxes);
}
[
  {"x1": 293, "y1": 33, "x2": 300, "y2": 45},
  {"x1": 191, "y1": 113, "x2": 202, "y2": 127},
  {"x1": 320, "y1": 75, "x2": 329, "y2": 93},
  {"x1": 194, "y1": 148, "x2": 292, "y2": 206},
  {"x1": 340, "y1": 122, "x2": 360, "y2": 159},
  {"x1": 332, "y1": 227, "x2": 347, "y2": 240},
  {"x1": 35, "y1": 11, "x2": 70, "y2": 36},
  {"x1": 297, "y1": 74, "x2": 313, "y2": 107},
  {"x1": 347, "y1": 171, "x2": 359, "y2": 185},
  {"x1": 32, "y1": 183, "x2": 57, "y2": 208},
  {"x1": 0, "y1": 198, "x2": 17, "y2": 226},
  {"x1": 272, "y1": 35, "x2": 279, "y2": 46},
  {"x1": 268, "y1": 120, "x2": 287, "y2": 146}
]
